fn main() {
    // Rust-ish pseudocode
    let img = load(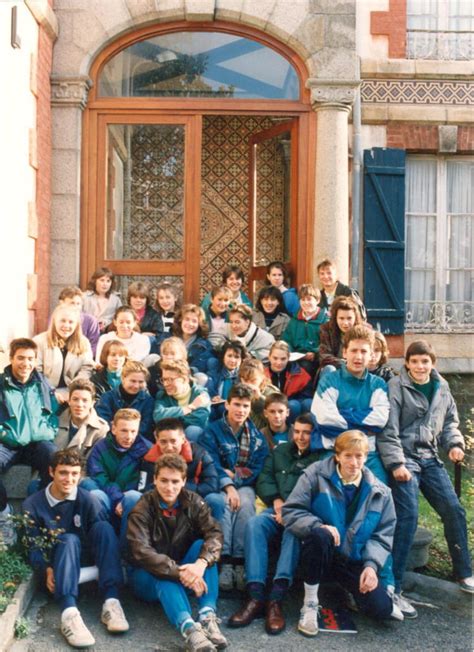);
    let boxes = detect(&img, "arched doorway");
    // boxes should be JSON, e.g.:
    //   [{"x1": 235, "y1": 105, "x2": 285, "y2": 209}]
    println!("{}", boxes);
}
[{"x1": 81, "y1": 21, "x2": 315, "y2": 302}]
